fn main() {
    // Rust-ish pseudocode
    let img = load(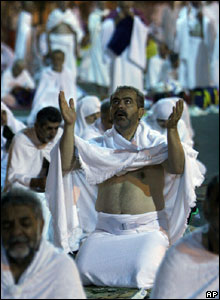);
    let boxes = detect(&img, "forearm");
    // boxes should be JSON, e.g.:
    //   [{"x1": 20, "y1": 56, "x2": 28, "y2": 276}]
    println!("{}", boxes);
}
[
  {"x1": 59, "y1": 123, "x2": 75, "y2": 172},
  {"x1": 166, "y1": 127, "x2": 185, "y2": 174}
]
